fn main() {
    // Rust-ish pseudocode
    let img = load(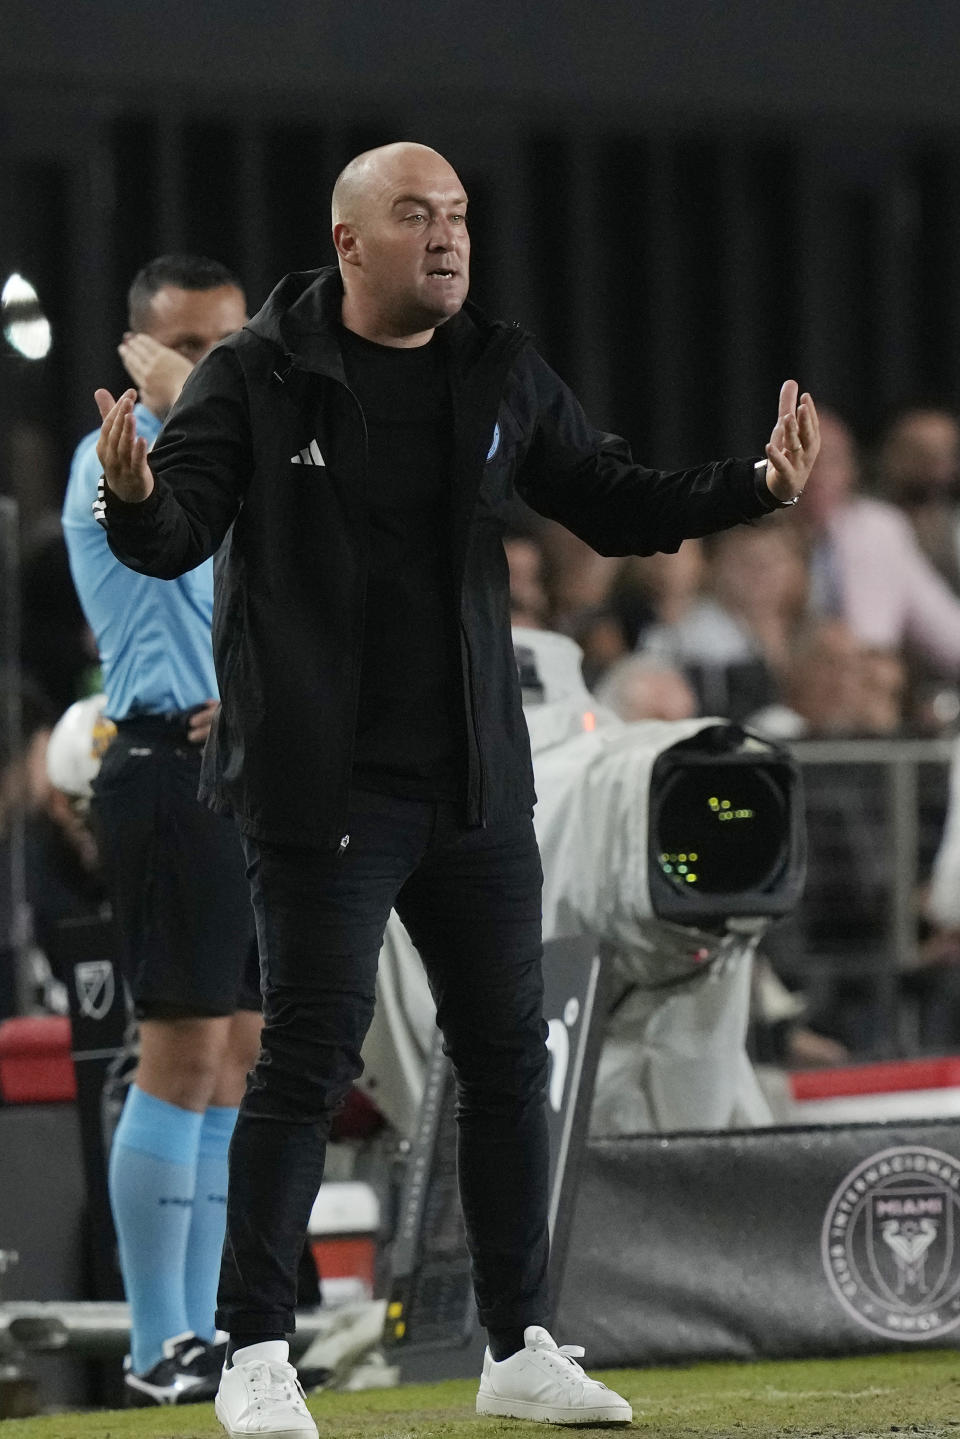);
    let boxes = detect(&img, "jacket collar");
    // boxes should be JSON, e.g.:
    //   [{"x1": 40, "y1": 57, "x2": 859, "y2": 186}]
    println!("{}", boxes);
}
[
  {"x1": 245, "y1": 264, "x2": 523, "y2": 381},
  {"x1": 280, "y1": 268, "x2": 348, "y2": 378}
]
